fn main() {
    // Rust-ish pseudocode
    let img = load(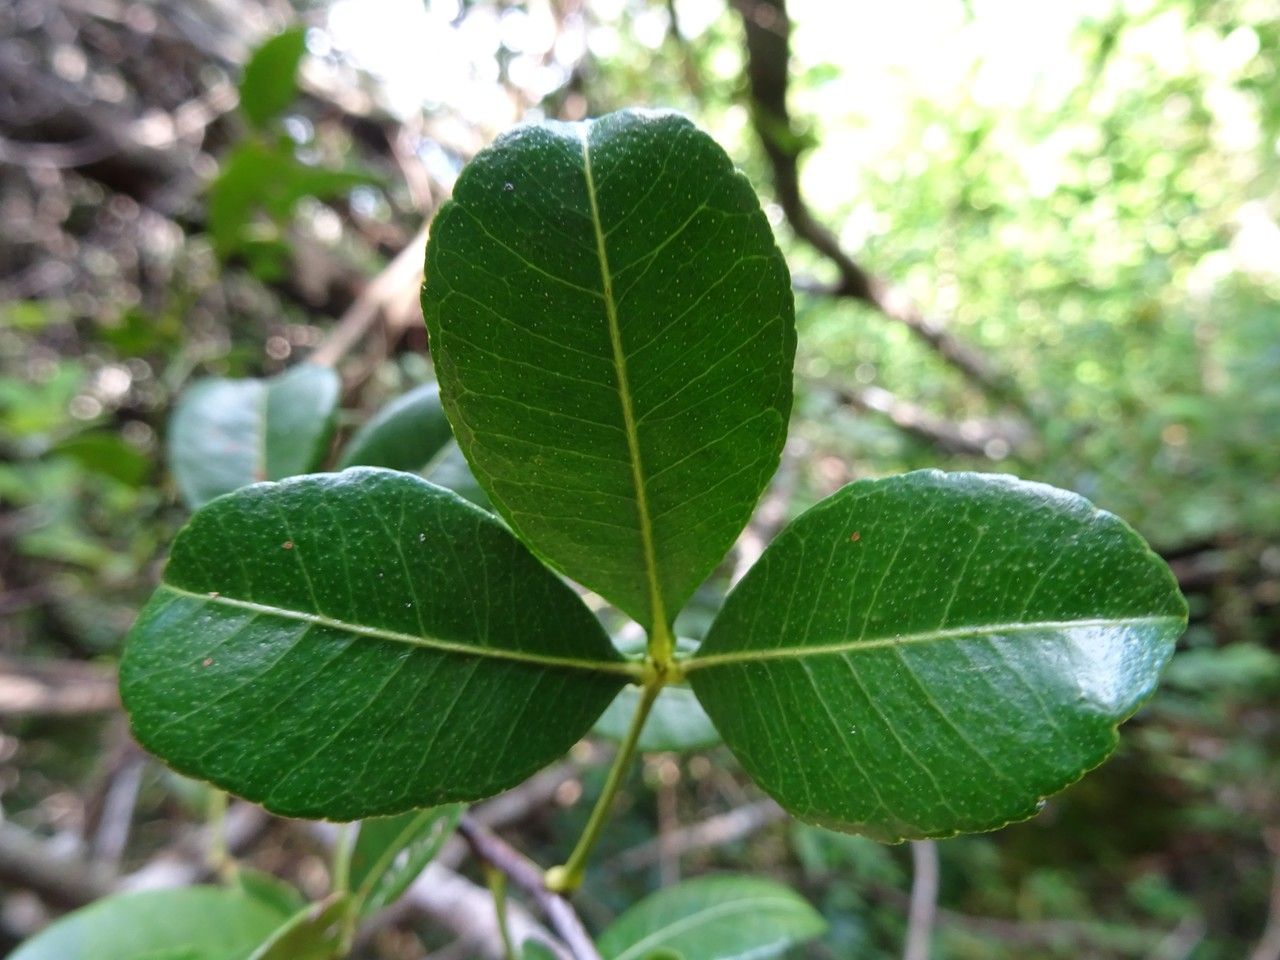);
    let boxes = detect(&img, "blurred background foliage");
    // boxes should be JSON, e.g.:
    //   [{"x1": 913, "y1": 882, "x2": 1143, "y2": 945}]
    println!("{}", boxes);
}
[{"x1": 0, "y1": 0, "x2": 1277, "y2": 957}]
